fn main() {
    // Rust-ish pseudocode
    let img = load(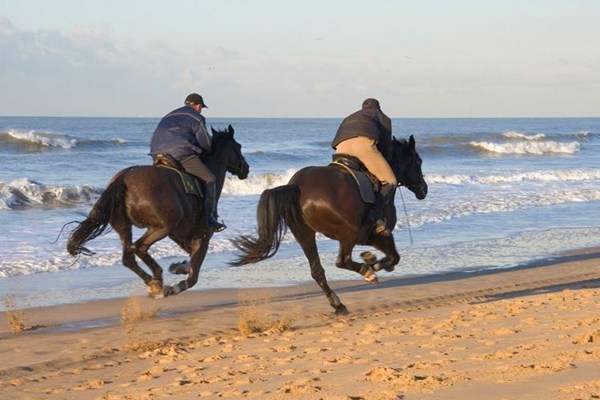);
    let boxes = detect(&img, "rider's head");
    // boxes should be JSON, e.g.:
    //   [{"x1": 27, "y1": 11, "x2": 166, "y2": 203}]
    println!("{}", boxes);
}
[
  {"x1": 362, "y1": 98, "x2": 381, "y2": 110},
  {"x1": 185, "y1": 93, "x2": 208, "y2": 112}
]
